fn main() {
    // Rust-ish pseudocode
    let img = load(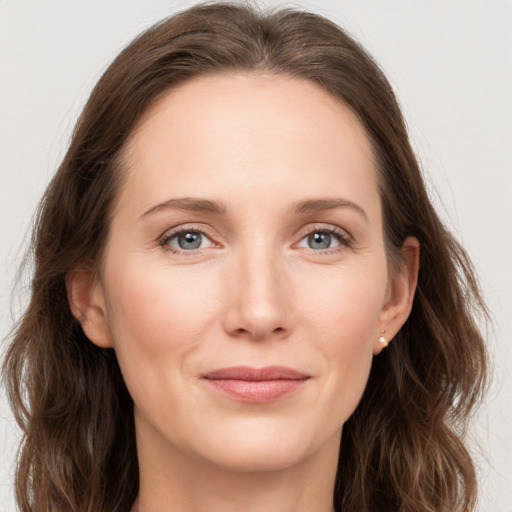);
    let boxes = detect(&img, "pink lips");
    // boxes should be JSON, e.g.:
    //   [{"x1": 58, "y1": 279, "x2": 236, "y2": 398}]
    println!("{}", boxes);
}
[{"x1": 201, "y1": 366, "x2": 310, "y2": 403}]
